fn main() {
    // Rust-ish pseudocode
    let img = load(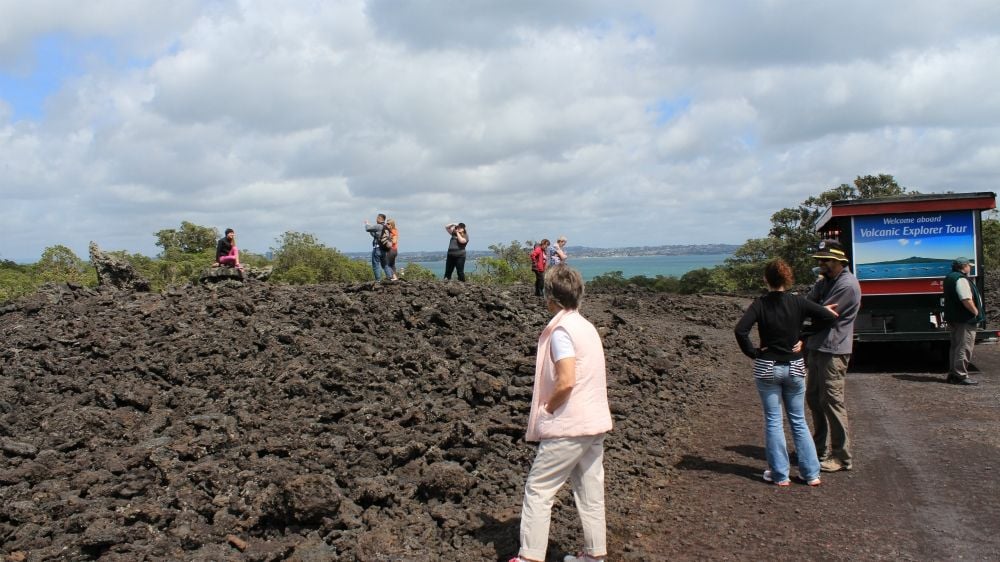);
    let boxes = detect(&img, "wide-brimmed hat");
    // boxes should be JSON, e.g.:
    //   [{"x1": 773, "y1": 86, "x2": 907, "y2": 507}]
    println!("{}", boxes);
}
[{"x1": 812, "y1": 239, "x2": 849, "y2": 262}]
